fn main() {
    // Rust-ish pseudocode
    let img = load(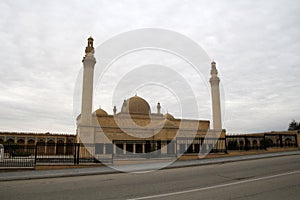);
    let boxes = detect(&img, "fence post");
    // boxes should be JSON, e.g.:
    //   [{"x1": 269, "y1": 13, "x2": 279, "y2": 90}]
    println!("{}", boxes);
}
[
  {"x1": 73, "y1": 143, "x2": 77, "y2": 164},
  {"x1": 112, "y1": 145, "x2": 114, "y2": 164},
  {"x1": 34, "y1": 143, "x2": 38, "y2": 165},
  {"x1": 263, "y1": 134, "x2": 266, "y2": 150},
  {"x1": 175, "y1": 138, "x2": 178, "y2": 158},
  {"x1": 76, "y1": 143, "x2": 80, "y2": 164},
  {"x1": 279, "y1": 134, "x2": 283, "y2": 148},
  {"x1": 224, "y1": 137, "x2": 228, "y2": 153},
  {"x1": 294, "y1": 134, "x2": 298, "y2": 148}
]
